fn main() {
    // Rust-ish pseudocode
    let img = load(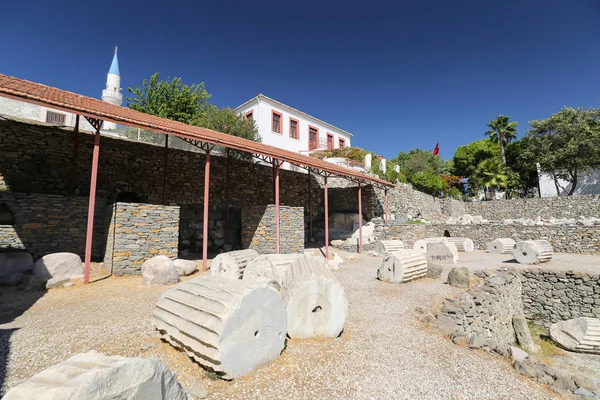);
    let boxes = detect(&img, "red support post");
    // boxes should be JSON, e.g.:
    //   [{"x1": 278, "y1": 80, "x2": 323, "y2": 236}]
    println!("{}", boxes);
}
[
  {"x1": 225, "y1": 149, "x2": 230, "y2": 245},
  {"x1": 83, "y1": 128, "x2": 101, "y2": 284},
  {"x1": 324, "y1": 176, "x2": 329, "y2": 258},
  {"x1": 202, "y1": 148, "x2": 212, "y2": 270},
  {"x1": 308, "y1": 170, "x2": 312, "y2": 240},
  {"x1": 69, "y1": 115, "x2": 80, "y2": 194},
  {"x1": 358, "y1": 183, "x2": 363, "y2": 253},
  {"x1": 384, "y1": 188, "x2": 389, "y2": 225},
  {"x1": 161, "y1": 135, "x2": 169, "y2": 205},
  {"x1": 275, "y1": 159, "x2": 280, "y2": 254}
]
